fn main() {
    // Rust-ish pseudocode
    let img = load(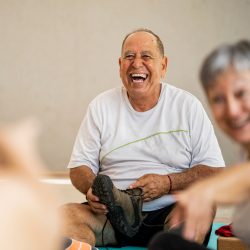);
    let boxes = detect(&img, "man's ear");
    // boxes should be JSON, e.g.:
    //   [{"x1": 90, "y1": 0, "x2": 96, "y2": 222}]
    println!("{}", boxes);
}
[
  {"x1": 119, "y1": 57, "x2": 122, "y2": 78},
  {"x1": 161, "y1": 56, "x2": 168, "y2": 78}
]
